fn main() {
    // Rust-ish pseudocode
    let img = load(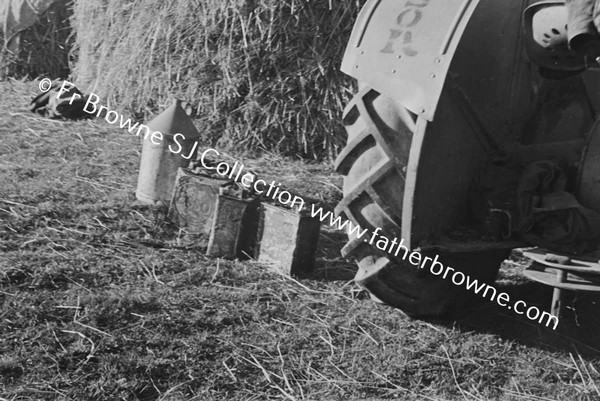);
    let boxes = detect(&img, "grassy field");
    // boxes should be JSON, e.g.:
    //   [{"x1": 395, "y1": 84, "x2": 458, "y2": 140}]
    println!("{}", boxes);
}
[{"x1": 1, "y1": 79, "x2": 600, "y2": 400}]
